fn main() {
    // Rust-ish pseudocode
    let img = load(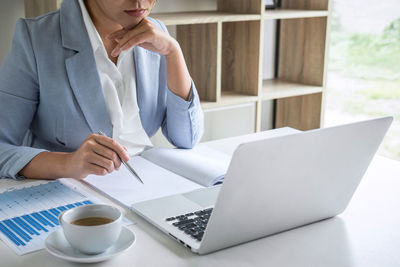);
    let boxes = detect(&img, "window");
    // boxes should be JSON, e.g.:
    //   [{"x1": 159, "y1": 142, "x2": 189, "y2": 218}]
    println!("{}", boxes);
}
[{"x1": 325, "y1": 0, "x2": 400, "y2": 160}]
